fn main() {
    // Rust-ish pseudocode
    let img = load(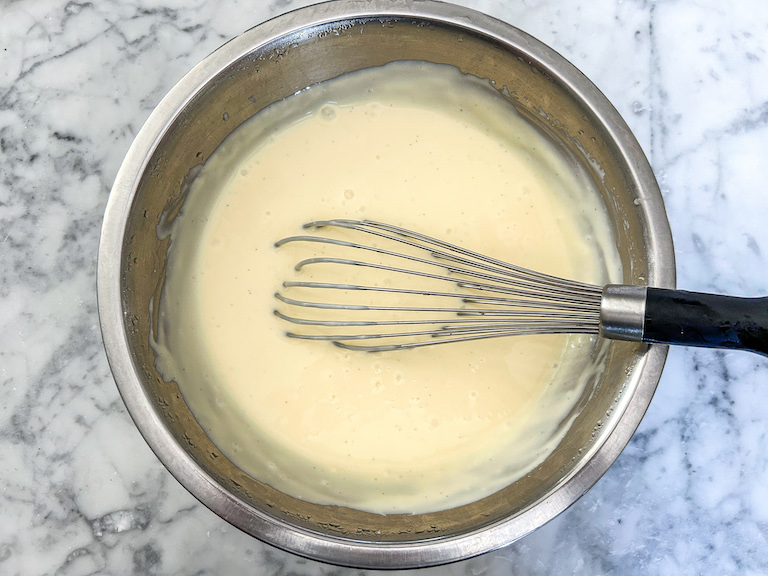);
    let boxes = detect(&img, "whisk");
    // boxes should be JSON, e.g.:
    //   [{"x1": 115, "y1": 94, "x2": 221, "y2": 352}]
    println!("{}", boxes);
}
[{"x1": 274, "y1": 219, "x2": 768, "y2": 356}]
